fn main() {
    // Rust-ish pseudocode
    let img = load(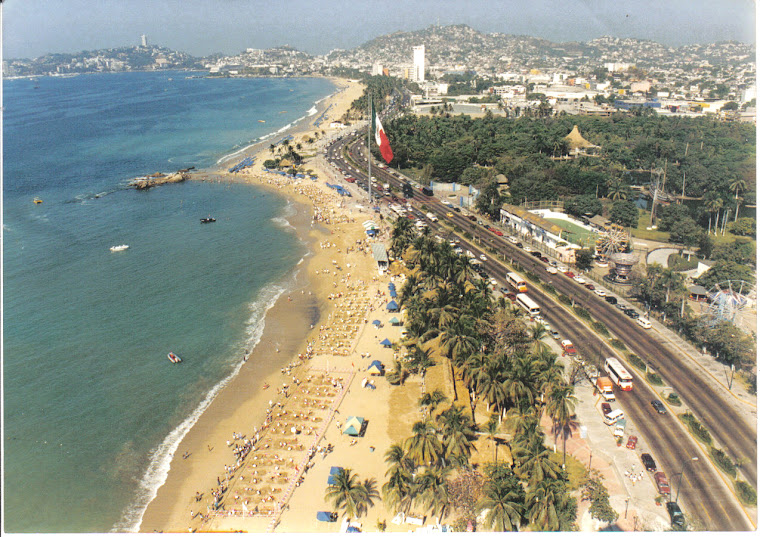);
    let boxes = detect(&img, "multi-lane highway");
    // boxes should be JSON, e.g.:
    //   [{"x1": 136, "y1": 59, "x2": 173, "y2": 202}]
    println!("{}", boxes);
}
[{"x1": 322, "y1": 125, "x2": 756, "y2": 530}]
